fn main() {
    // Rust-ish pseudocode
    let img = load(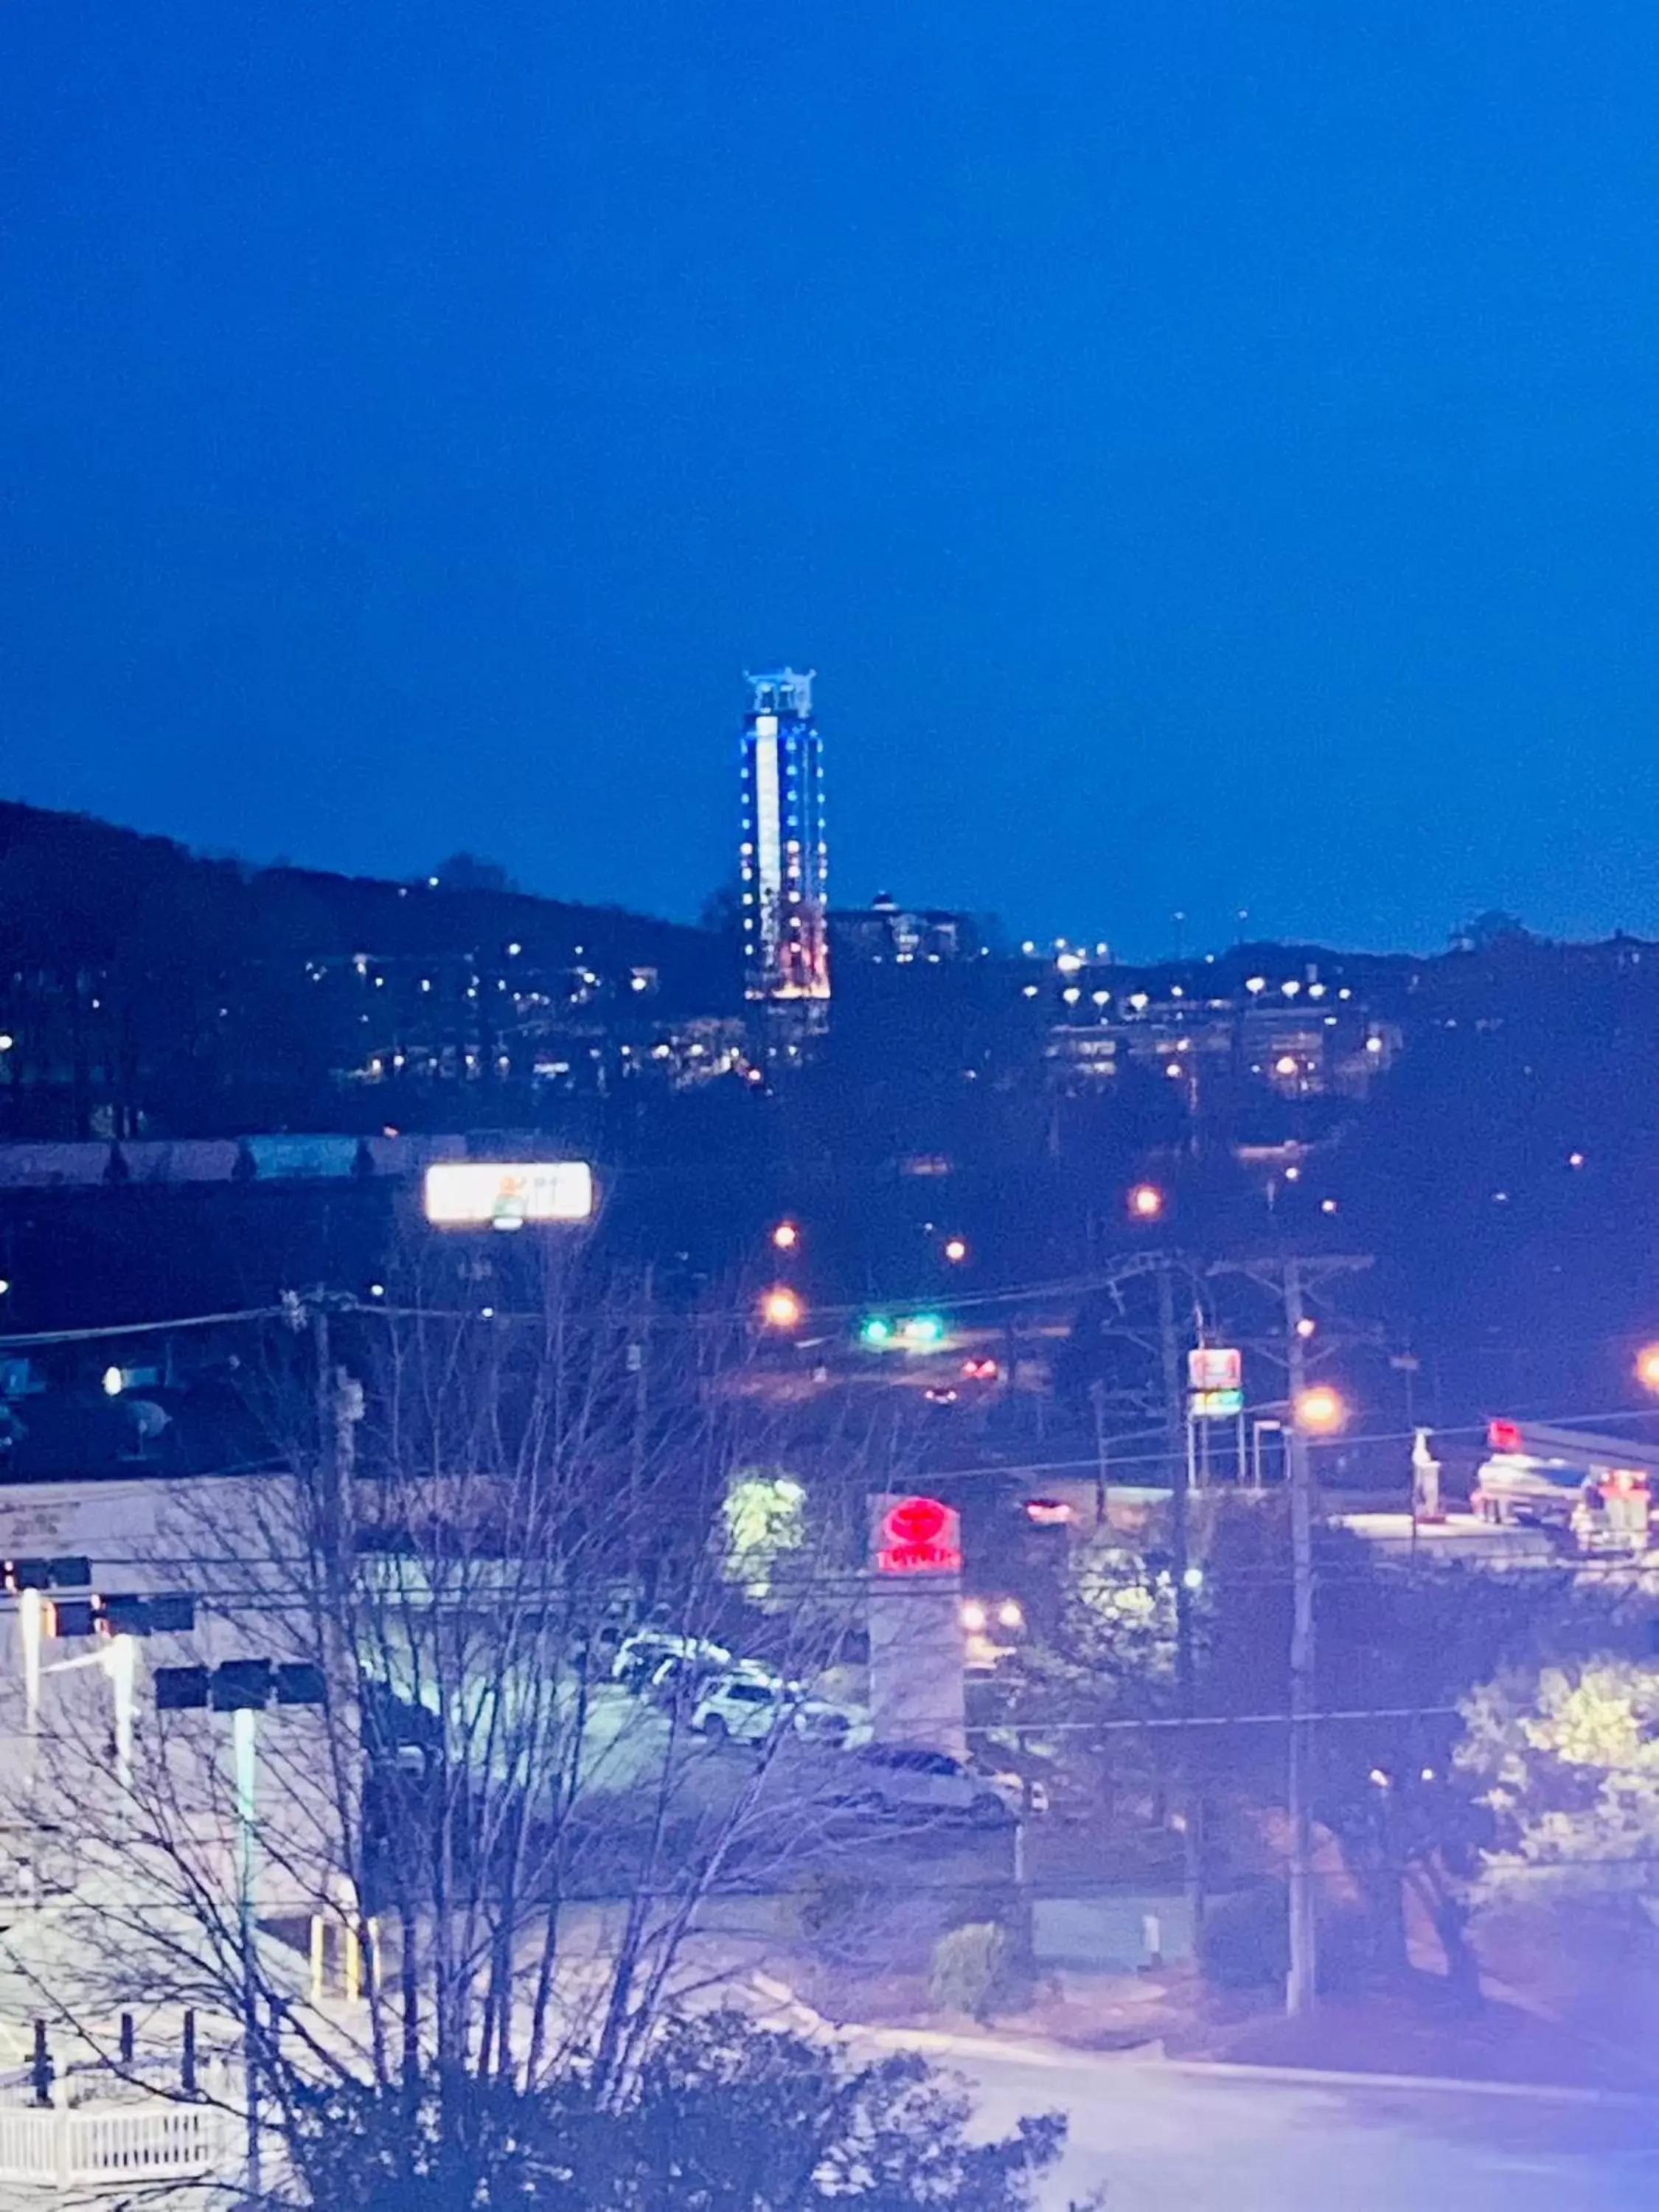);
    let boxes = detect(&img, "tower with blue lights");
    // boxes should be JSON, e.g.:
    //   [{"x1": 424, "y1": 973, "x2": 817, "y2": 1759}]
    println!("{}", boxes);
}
[{"x1": 740, "y1": 667, "x2": 831, "y2": 1003}]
